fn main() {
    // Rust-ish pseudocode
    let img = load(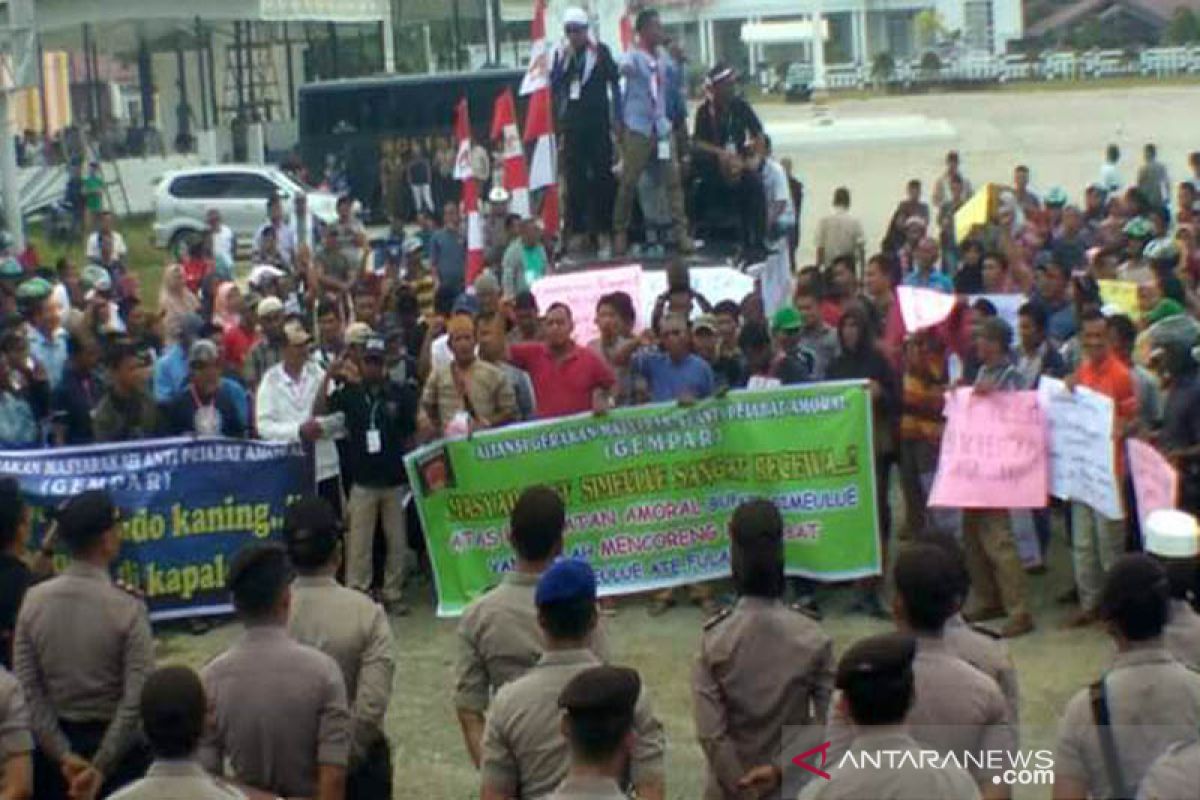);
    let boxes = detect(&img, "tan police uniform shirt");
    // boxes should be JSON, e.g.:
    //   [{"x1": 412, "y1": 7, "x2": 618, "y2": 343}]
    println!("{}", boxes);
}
[
  {"x1": 692, "y1": 596, "x2": 834, "y2": 800},
  {"x1": 454, "y1": 571, "x2": 610, "y2": 714},
  {"x1": 1164, "y1": 599, "x2": 1200, "y2": 671},
  {"x1": 826, "y1": 634, "x2": 1015, "y2": 786},
  {"x1": 548, "y1": 775, "x2": 629, "y2": 799},
  {"x1": 797, "y1": 730, "x2": 982, "y2": 800},
  {"x1": 481, "y1": 648, "x2": 664, "y2": 799},
  {"x1": 0, "y1": 666, "x2": 32, "y2": 762},
  {"x1": 943, "y1": 613, "x2": 1021, "y2": 726},
  {"x1": 12, "y1": 561, "x2": 153, "y2": 773},
  {"x1": 287, "y1": 575, "x2": 395, "y2": 760},
  {"x1": 199, "y1": 625, "x2": 351, "y2": 798},
  {"x1": 1138, "y1": 738, "x2": 1200, "y2": 800},
  {"x1": 421, "y1": 358, "x2": 516, "y2": 431},
  {"x1": 108, "y1": 759, "x2": 248, "y2": 799},
  {"x1": 1056, "y1": 642, "x2": 1200, "y2": 799}
]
